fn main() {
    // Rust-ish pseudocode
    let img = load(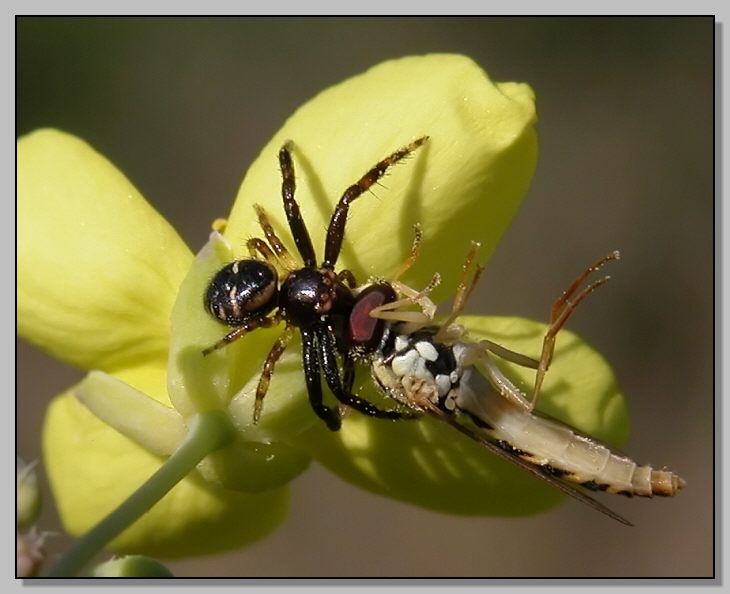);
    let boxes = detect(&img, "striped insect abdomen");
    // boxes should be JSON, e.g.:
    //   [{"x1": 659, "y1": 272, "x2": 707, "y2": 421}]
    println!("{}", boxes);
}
[{"x1": 456, "y1": 367, "x2": 685, "y2": 497}]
